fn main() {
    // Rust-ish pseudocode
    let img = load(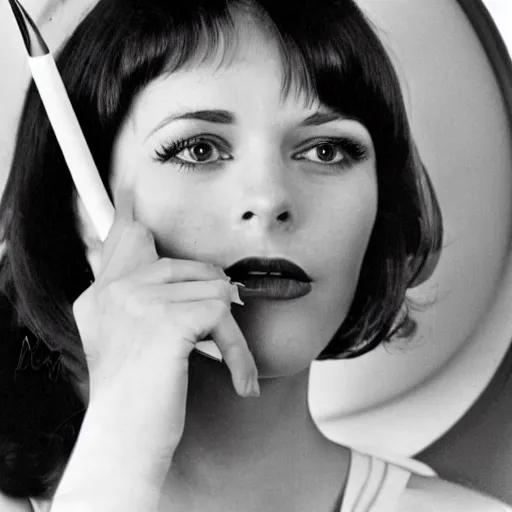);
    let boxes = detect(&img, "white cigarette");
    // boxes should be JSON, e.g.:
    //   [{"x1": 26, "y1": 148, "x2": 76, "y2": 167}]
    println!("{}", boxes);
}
[
  {"x1": 29, "y1": 56, "x2": 115, "y2": 241},
  {"x1": 8, "y1": 0, "x2": 115, "y2": 242}
]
